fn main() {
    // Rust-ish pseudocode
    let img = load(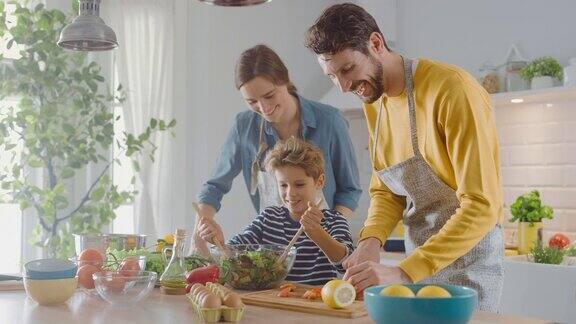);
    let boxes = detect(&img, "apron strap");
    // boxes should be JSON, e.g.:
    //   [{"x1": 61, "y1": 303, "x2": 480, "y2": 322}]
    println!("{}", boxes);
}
[
  {"x1": 371, "y1": 97, "x2": 384, "y2": 164},
  {"x1": 371, "y1": 57, "x2": 420, "y2": 165},
  {"x1": 250, "y1": 117, "x2": 268, "y2": 195},
  {"x1": 403, "y1": 58, "x2": 420, "y2": 157}
]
